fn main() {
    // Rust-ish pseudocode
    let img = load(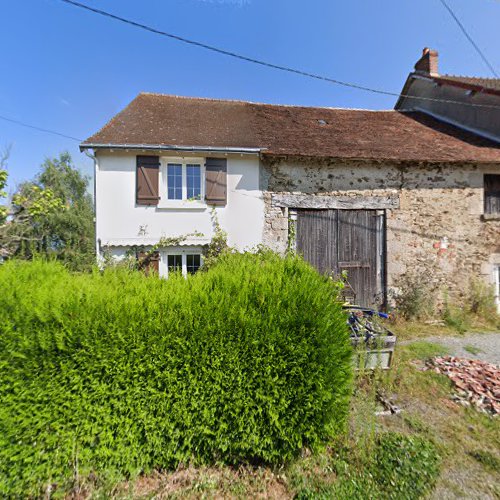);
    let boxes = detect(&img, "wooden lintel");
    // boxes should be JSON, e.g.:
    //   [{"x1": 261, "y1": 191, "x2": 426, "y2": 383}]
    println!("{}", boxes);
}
[{"x1": 272, "y1": 193, "x2": 400, "y2": 210}]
